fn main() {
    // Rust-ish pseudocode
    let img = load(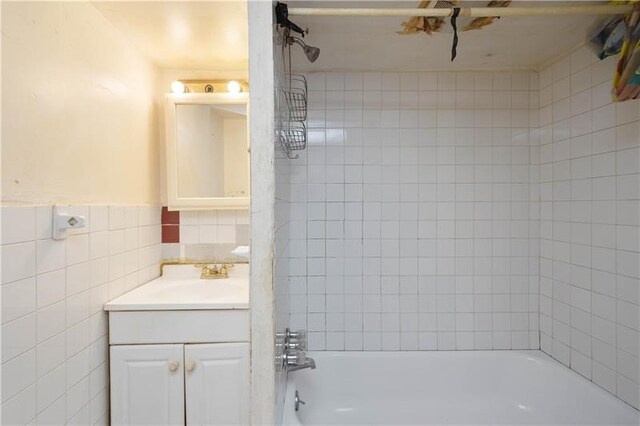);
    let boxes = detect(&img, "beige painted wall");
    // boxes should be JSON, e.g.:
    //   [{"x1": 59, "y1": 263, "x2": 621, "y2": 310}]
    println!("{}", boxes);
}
[{"x1": 1, "y1": 2, "x2": 160, "y2": 205}]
